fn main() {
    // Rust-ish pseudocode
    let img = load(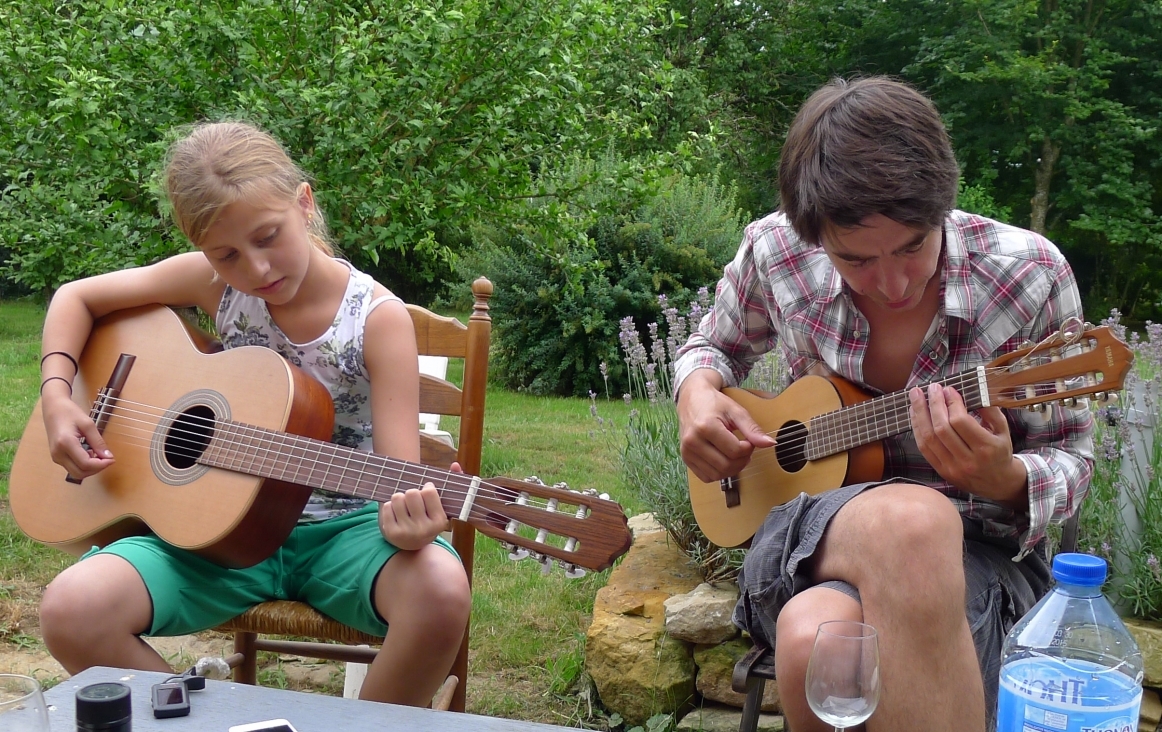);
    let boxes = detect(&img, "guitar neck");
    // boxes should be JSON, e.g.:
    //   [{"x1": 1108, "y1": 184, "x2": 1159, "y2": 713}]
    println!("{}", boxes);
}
[
  {"x1": 805, "y1": 368, "x2": 987, "y2": 461},
  {"x1": 198, "y1": 420, "x2": 470, "y2": 517}
]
